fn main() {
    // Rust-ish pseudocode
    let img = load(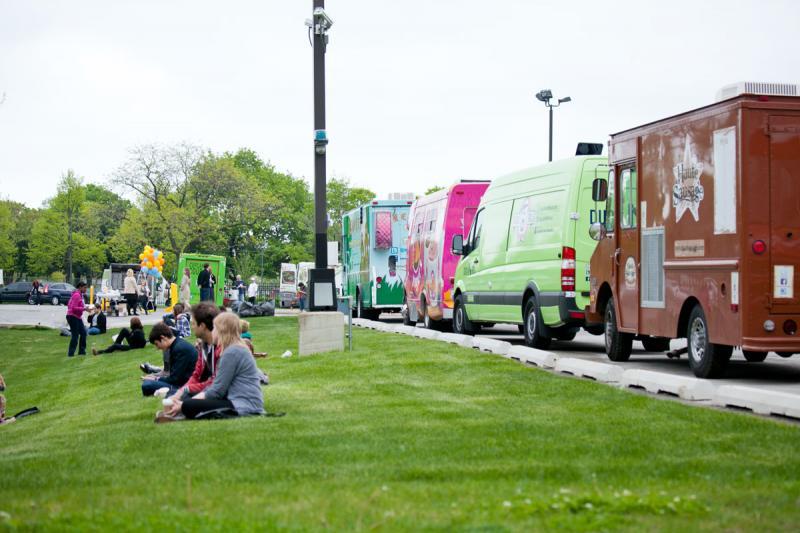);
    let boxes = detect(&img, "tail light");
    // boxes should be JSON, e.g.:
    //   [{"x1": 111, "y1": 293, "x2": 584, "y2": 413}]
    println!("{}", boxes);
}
[
  {"x1": 752, "y1": 240, "x2": 767, "y2": 254},
  {"x1": 561, "y1": 246, "x2": 576, "y2": 292},
  {"x1": 376, "y1": 277, "x2": 383, "y2": 284},
  {"x1": 784, "y1": 320, "x2": 797, "y2": 336}
]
